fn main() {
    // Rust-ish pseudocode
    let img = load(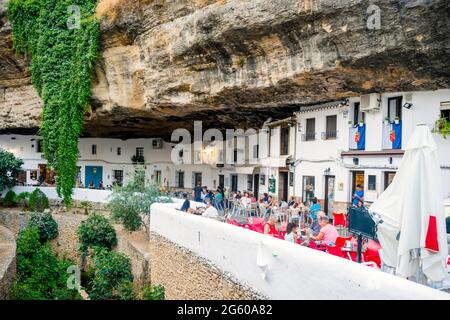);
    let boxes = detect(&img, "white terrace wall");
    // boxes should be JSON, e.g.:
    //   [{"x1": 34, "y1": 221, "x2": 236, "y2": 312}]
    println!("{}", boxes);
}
[
  {"x1": 150, "y1": 202, "x2": 450, "y2": 300},
  {"x1": 8, "y1": 186, "x2": 112, "y2": 204}
]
